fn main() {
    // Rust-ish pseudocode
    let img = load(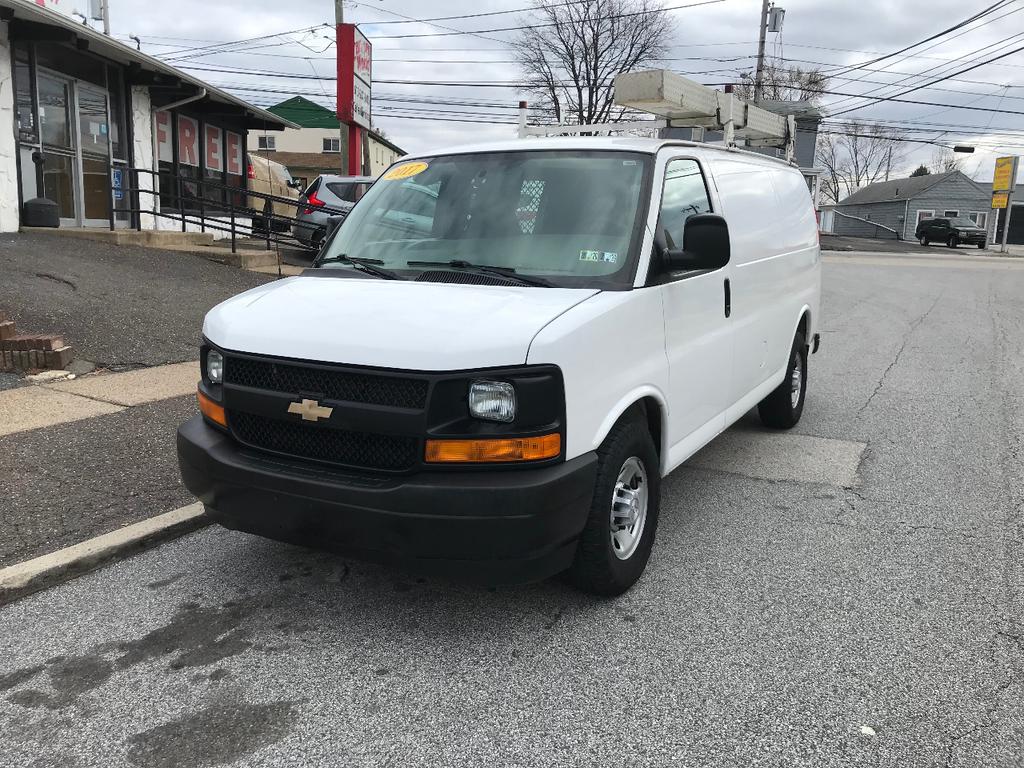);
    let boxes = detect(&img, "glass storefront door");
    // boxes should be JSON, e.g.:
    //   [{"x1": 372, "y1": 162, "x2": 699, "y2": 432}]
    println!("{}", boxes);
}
[
  {"x1": 77, "y1": 84, "x2": 111, "y2": 226},
  {"x1": 36, "y1": 71, "x2": 113, "y2": 227}
]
